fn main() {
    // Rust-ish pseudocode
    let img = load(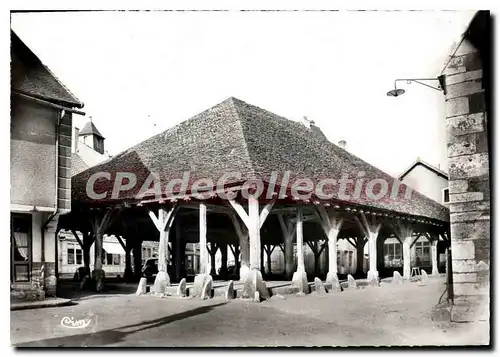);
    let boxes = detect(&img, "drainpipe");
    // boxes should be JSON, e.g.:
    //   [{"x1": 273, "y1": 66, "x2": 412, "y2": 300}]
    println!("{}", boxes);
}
[{"x1": 40, "y1": 109, "x2": 65, "y2": 291}]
